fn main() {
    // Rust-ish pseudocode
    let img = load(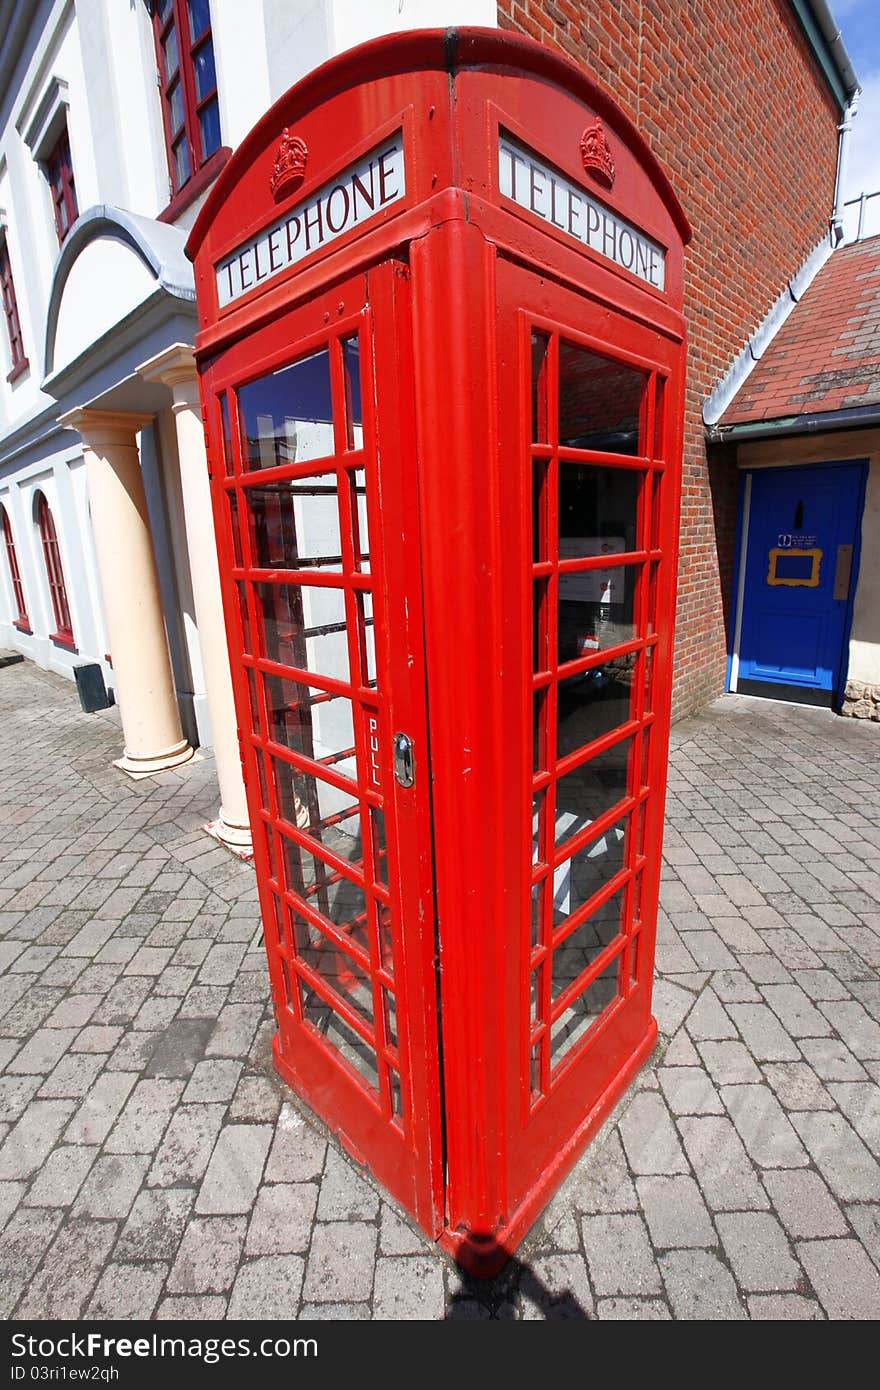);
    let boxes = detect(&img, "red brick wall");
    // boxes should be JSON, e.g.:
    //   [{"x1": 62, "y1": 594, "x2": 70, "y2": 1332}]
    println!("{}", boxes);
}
[{"x1": 497, "y1": 0, "x2": 841, "y2": 716}]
